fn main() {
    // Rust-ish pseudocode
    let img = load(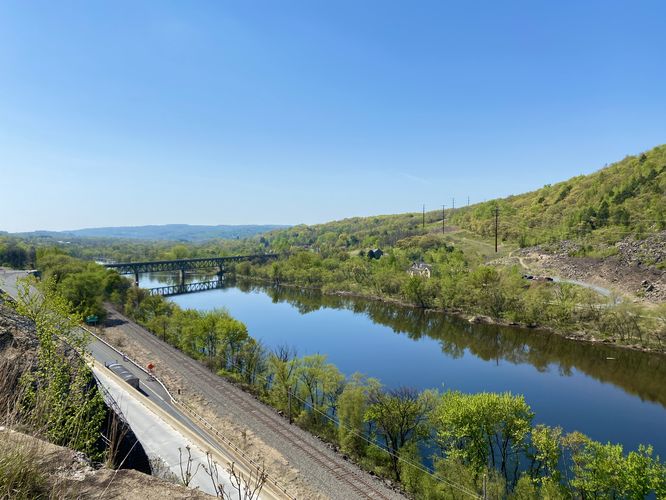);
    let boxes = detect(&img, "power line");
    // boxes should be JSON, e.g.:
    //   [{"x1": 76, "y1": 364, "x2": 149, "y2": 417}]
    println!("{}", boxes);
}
[{"x1": 227, "y1": 358, "x2": 482, "y2": 499}]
